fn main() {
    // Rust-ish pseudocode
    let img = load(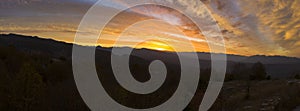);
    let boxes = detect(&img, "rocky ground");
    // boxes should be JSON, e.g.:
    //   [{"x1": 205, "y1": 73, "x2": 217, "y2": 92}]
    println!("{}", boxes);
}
[{"x1": 211, "y1": 80, "x2": 300, "y2": 111}]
